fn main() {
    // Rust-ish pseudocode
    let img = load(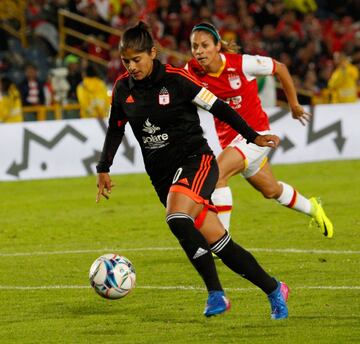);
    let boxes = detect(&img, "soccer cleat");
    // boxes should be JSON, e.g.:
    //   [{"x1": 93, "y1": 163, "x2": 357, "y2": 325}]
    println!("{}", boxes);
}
[
  {"x1": 212, "y1": 252, "x2": 219, "y2": 260},
  {"x1": 204, "y1": 291, "x2": 231, "y2": 317},
  {"x1": 309, "y1": 197, "x2": 334, "y2": 238},
  {"x1": 267, "y1": 281, "x2": 289, "y2": 320}
]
